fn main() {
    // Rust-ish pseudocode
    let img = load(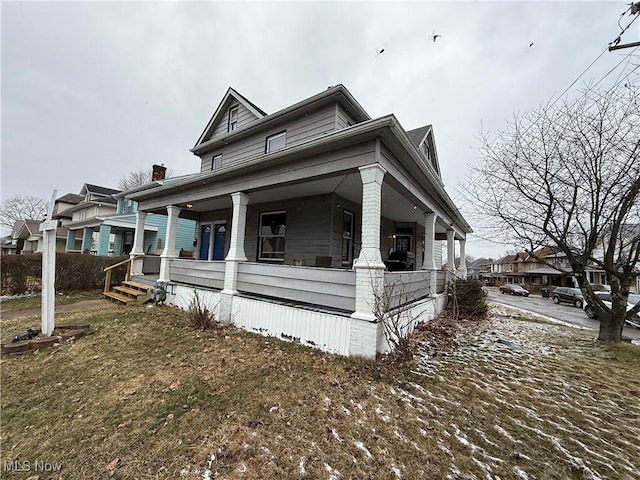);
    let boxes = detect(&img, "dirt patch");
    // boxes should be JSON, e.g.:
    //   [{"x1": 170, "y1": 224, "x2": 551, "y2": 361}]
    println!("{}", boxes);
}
[{"x1": 1, "y1": 299, "x2": 114, "y2": 321}]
